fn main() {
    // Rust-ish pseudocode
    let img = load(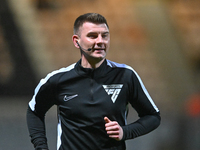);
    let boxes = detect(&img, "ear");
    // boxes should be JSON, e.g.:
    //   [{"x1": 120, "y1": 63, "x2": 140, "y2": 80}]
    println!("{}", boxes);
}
[{"x1": 72, "y1": 35, "x2": 79, "y2": 49}]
